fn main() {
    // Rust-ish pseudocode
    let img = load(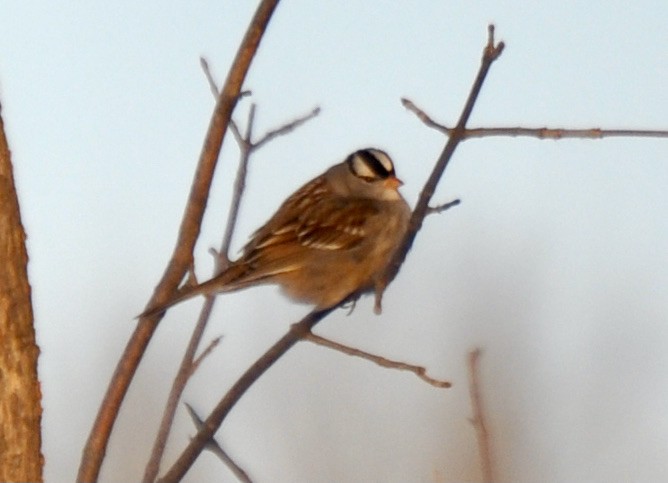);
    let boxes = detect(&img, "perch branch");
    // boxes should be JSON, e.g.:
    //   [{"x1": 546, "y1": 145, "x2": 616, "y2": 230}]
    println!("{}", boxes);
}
[
  {"x1": 305, "y1": 332, "x2": 451, "y2": 388},
  {"x1": 77, "y1": 2, "x2": 282, "y2": 482}
]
